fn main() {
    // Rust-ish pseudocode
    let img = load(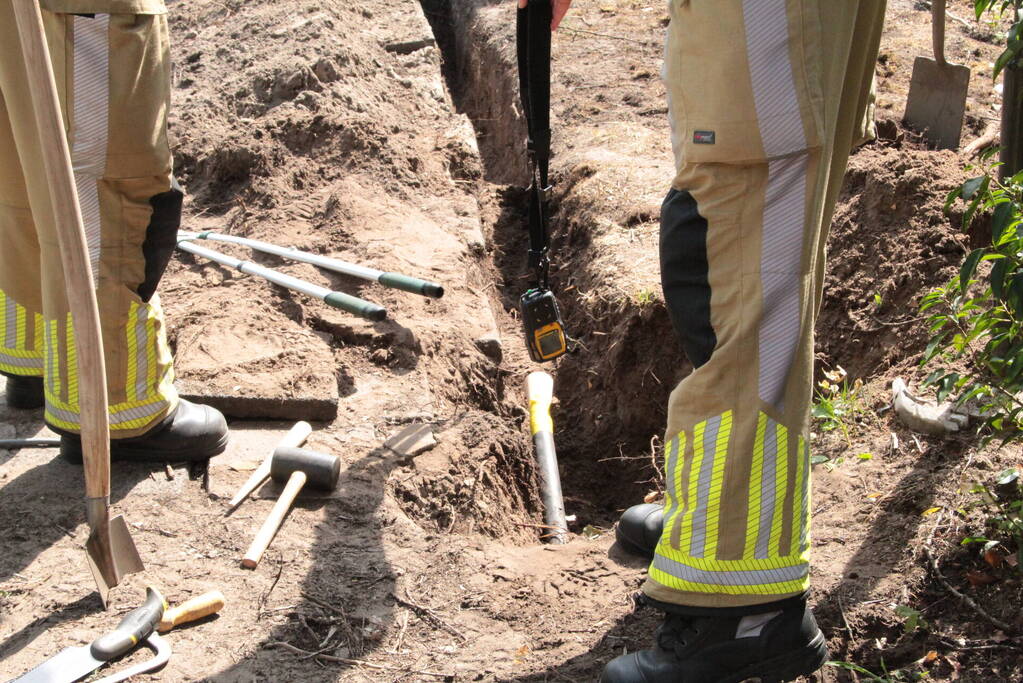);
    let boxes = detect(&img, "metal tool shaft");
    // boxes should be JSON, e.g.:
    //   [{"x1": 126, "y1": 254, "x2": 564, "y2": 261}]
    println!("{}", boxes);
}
[
  {"x1": 178, "y1": 231, "x2": 444, "y2": 298},
  {"x1": 176, "y1": 240, "x2": 386, "y2": 321}
]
